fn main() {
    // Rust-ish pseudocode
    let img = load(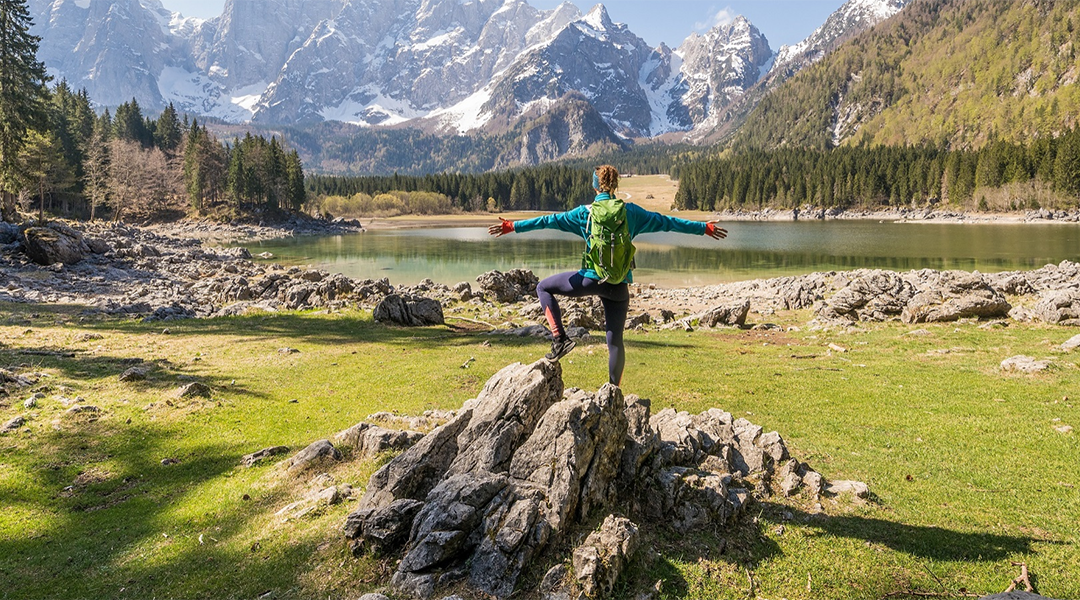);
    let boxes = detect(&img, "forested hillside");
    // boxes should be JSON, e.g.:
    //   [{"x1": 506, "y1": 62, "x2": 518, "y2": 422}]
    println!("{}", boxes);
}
[
  {"x1": 733, "y1": 0, "x2": 1080, "y2": 151},
  {"x1": 675, "y1": 127, "x2": 1080, "y2": 211}
]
